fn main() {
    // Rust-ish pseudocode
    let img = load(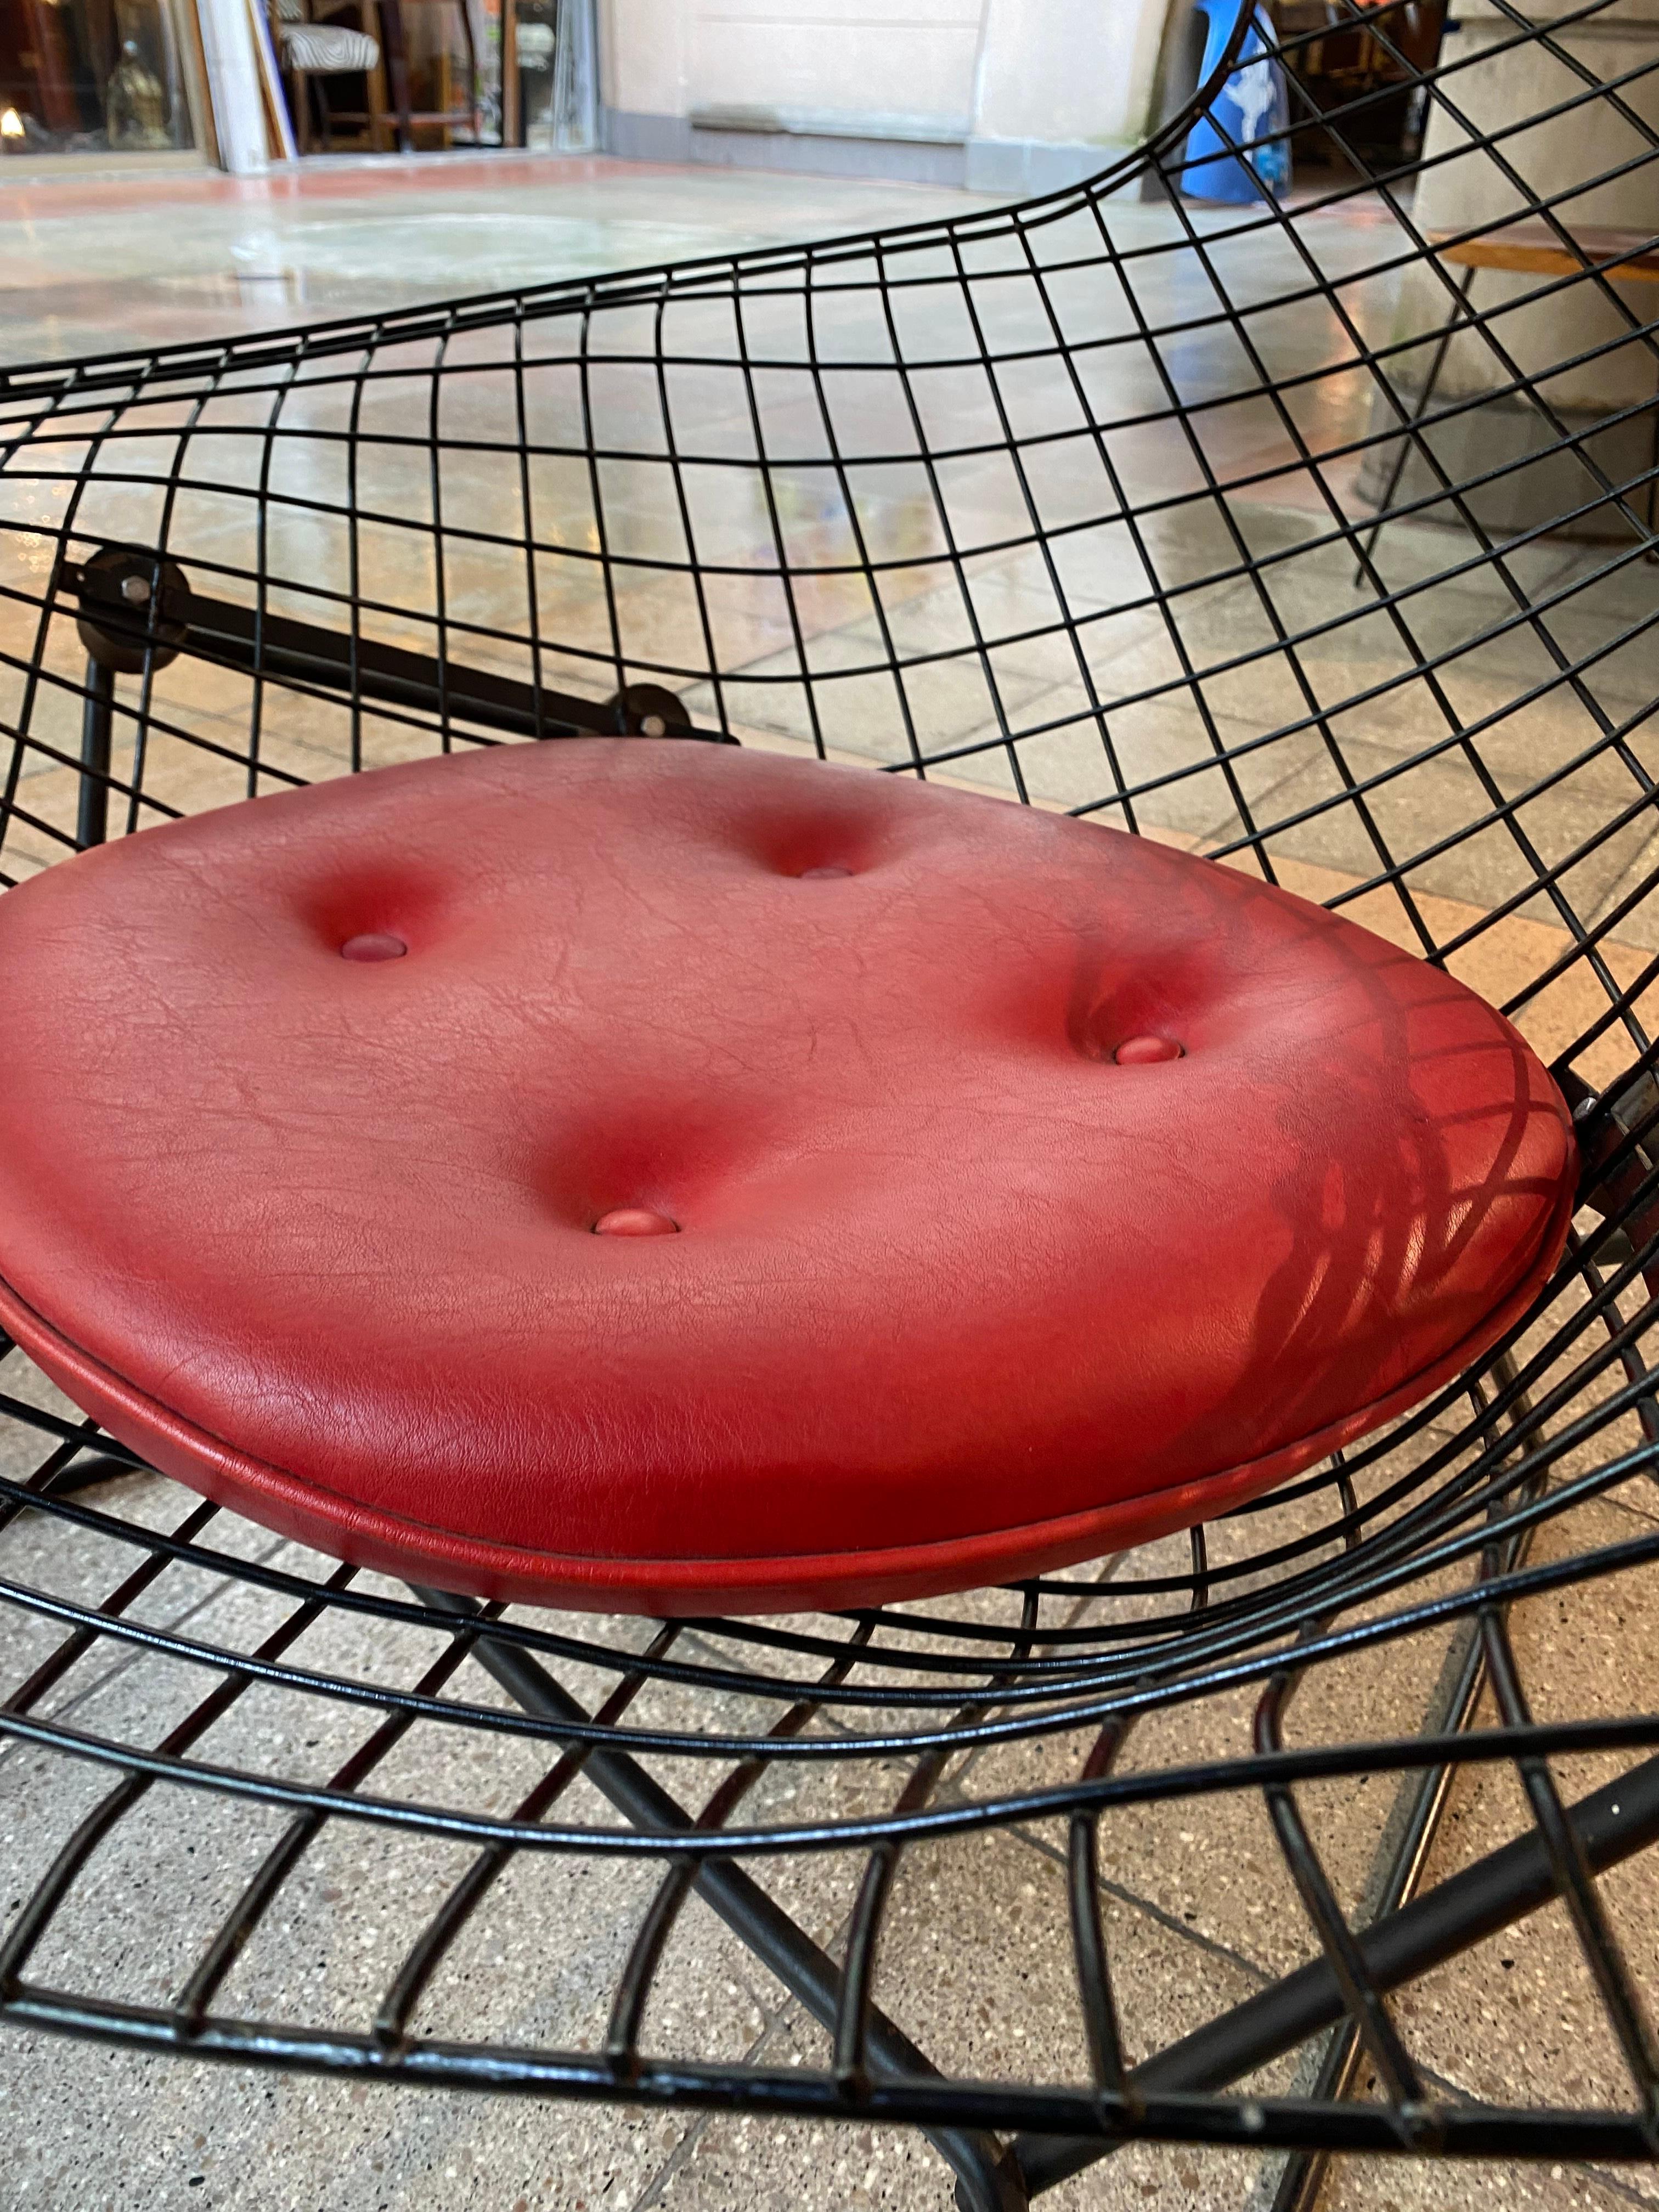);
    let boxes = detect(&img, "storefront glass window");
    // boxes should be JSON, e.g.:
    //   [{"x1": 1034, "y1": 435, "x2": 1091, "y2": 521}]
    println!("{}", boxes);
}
[
  {"x1": 1, "y1": 0, "x2": 199, "y2": 156},
  {"x1": 505, "y1": 0, "x2": 595, "y2": 151}
]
